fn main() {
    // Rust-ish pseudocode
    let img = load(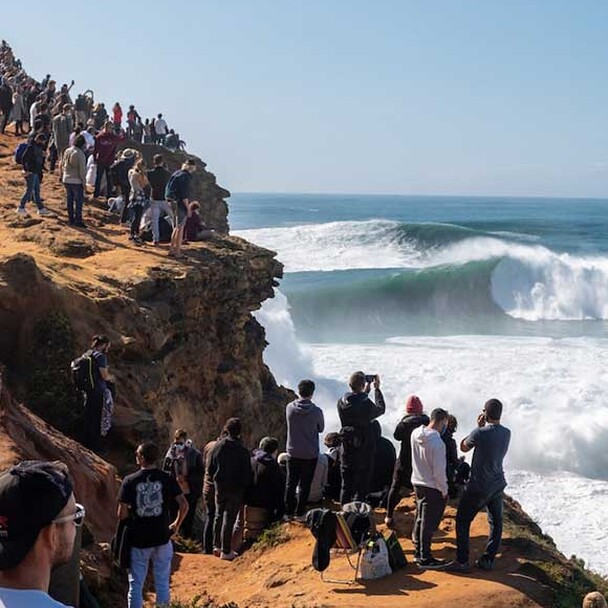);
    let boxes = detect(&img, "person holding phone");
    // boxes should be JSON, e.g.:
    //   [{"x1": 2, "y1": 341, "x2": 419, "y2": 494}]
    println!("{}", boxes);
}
[
  {"x1": 448, "y1": 399, "x2": 511, "y2": 573},
  {"x1": 337, "y1": 371, "x2": 385, "y2": 505}
]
